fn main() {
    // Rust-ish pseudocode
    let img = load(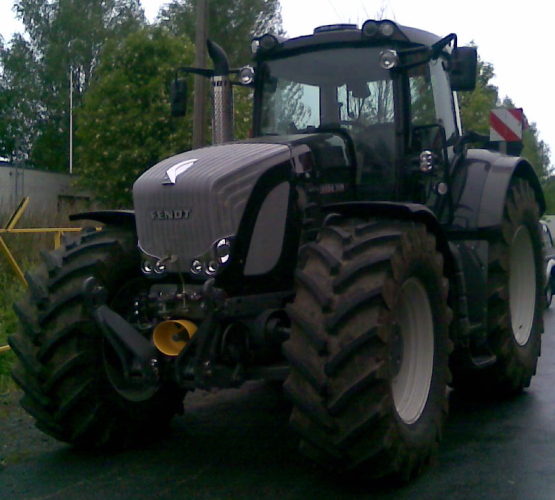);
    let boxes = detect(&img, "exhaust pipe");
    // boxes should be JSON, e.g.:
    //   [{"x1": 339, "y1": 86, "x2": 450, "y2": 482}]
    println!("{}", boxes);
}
[
  {"x1": 153, "y1": 319, "x2": 198, "y2": 356},
  {"x1": 207, "y1": 40, "x2": 233, "y2": 144}
]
